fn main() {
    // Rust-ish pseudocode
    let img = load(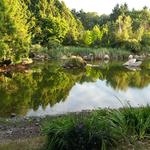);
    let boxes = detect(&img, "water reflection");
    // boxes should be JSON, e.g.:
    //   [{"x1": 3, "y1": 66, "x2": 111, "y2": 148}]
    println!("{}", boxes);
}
[{"x1": 0, "y1": 60, "x2": 150, "y2": 117}]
